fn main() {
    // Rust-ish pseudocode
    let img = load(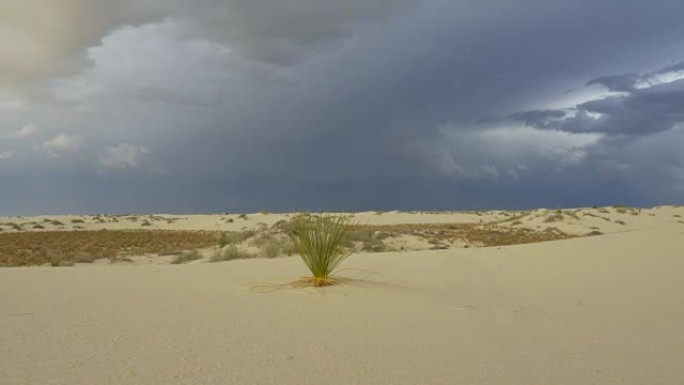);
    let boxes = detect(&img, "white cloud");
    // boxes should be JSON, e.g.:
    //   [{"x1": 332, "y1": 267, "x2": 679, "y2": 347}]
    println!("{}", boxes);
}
[
  {"x1": 42, "y1": 134, "x2": 83, "y2": 156},
  {"x1": 413, "y1": 123, "x2": 604, "y2": 179},
  {"x1": 537, "y1": 83, "x2": 628, "y2": 111},
  {"x1": 50, "y1": 18, "x2": 240, "y2": 106},
  {"x1": 635, "y1": 68, "x2": 684, "y2": 89},
  {"x1": 0, "y1": 150, "x2": 14, "y2": 160},
  {"x1": 9, "y1": 123, "x2": 37, "y2": 138},
  {"x1": 98, "y1": 143, "x2": 150, "y2": 170}
]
